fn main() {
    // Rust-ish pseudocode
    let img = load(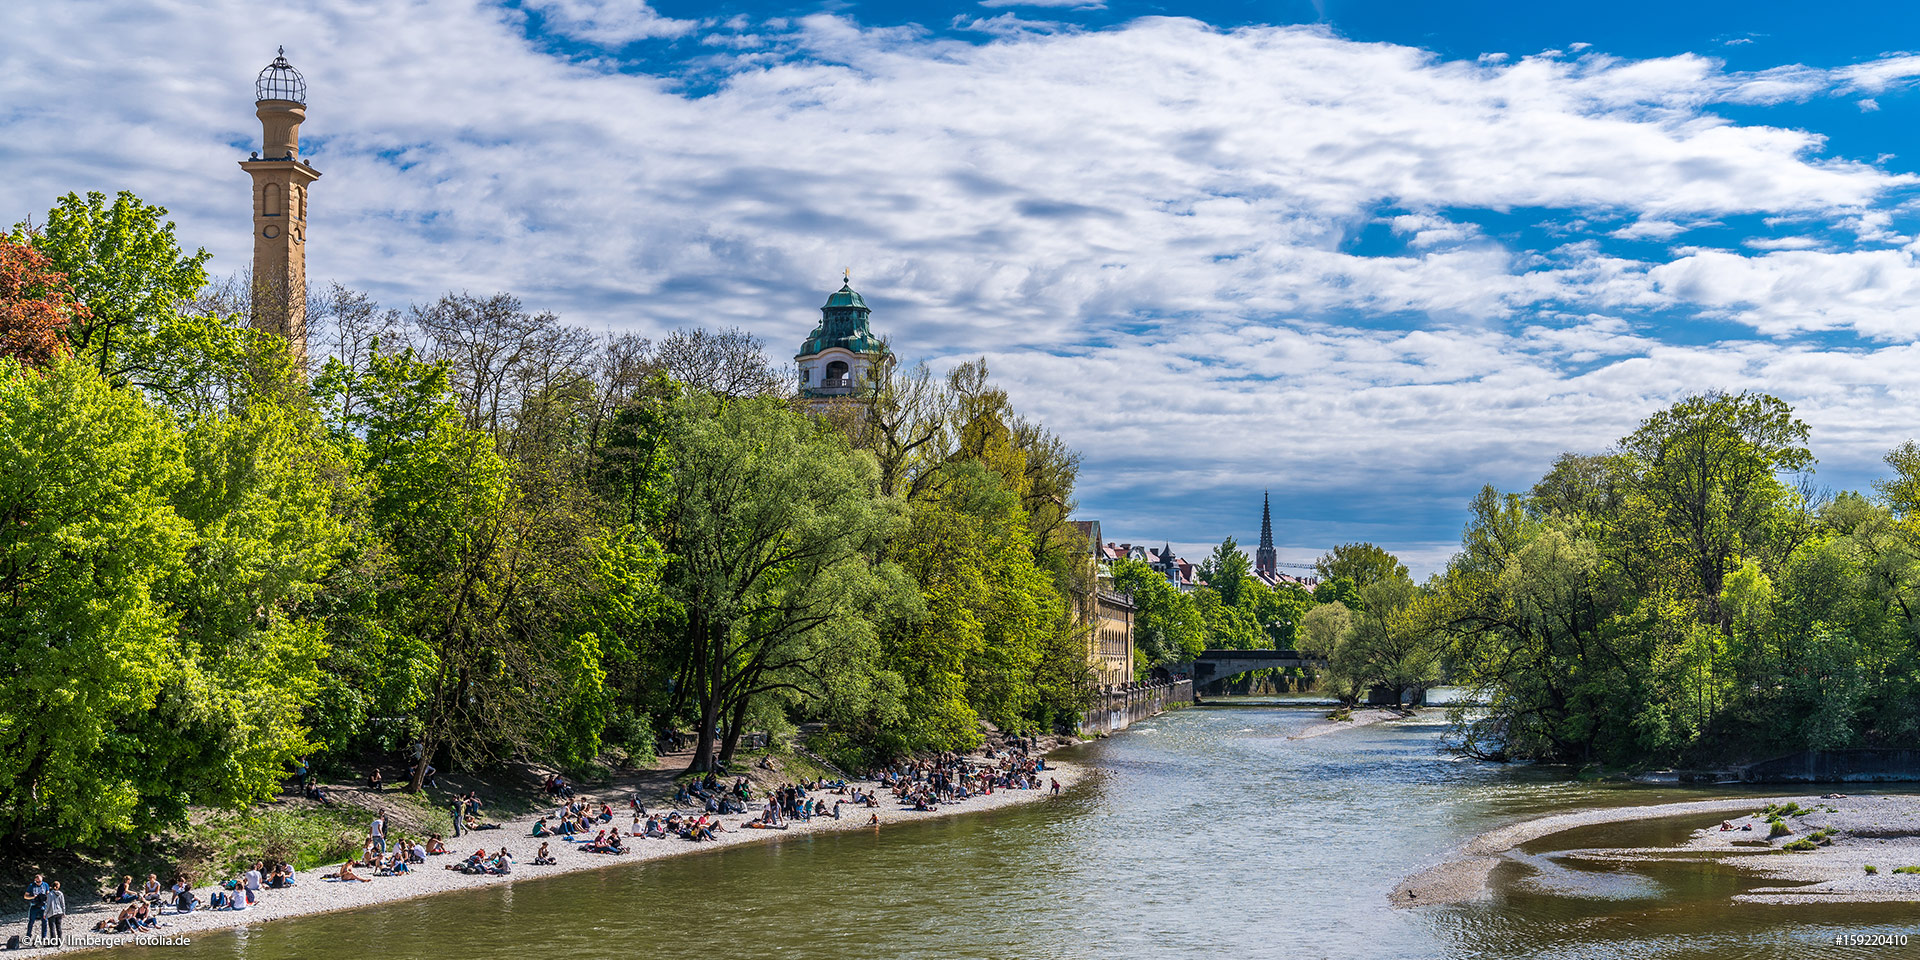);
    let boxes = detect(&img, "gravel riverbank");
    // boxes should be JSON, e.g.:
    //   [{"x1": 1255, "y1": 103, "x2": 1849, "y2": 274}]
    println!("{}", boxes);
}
[
  {"x1": 1292, "y1": 707, "x2": 1411, "y2": 740},
  {"x1": 1393, "y1": 793, "x2": 1920, "y2": 908},
  {"x1": 7, "y1": 759, "x2": 1084, "y2": 957}
]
